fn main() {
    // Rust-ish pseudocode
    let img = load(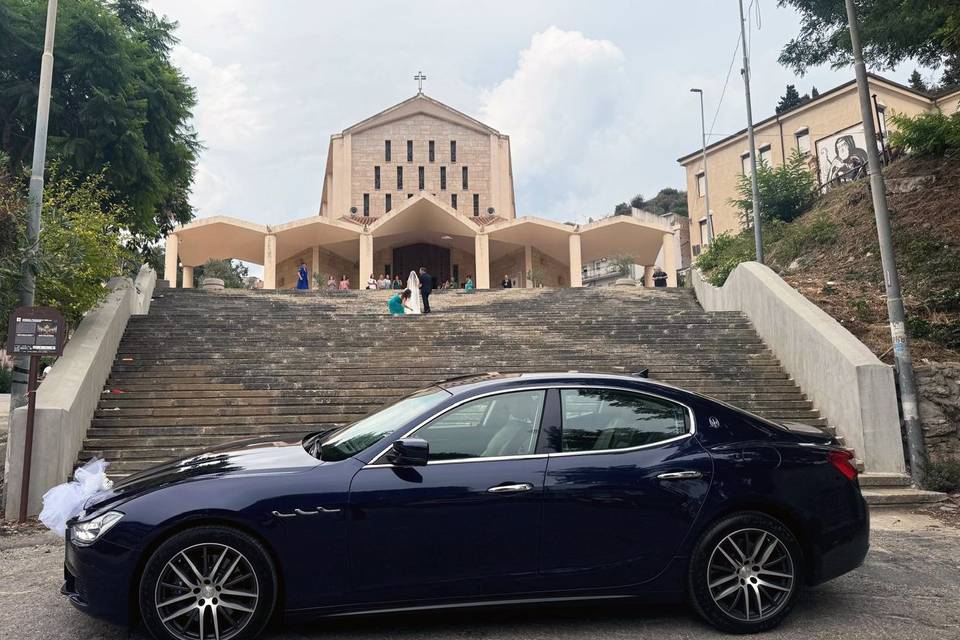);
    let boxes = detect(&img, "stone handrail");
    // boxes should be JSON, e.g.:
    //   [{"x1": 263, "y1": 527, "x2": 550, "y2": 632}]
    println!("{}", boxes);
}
[
  {"x1": 692, "y1": 262, "x2": 905, "y2": 474},
  {"x1": 3, "y1": 265, "x2": 156, "y2": 519}
]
